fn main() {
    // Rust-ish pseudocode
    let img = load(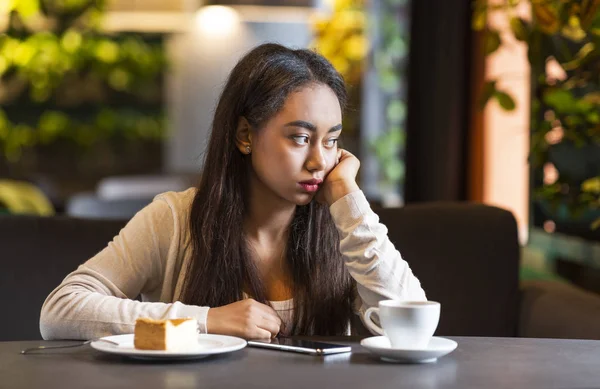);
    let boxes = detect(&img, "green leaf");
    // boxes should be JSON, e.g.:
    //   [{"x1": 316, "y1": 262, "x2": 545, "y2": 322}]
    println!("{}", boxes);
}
[
  {"x1": 480, "y1": 80, "x2": 497, "y2": 109},
  {"x1": 544, "y1": 88, "x2": 594, "y2": 114},
  {"x1": 95, "y1": 40, "x2": 119, "y2": 63},
  {"x1": 575, "y1": 99, "x2": 593, "y2": 113},
  {"x1": 561, "y1": 15, "x2": 587, "y2": 42},
  {"x1": 532, "y1": 2, "x2": 560, "y2": 35},
  {"x1": 582, "y1": 177, "x2": 600, "y2": 193},
  {"x1": 370, "y1": 127, "x2": 405, "y2": 167},
  {"x1": 386, "y1": 100, "x2": 406, "y2": 125},
  {"x1": 562, "y1": 42, "x2": 596, "y2": 71},
  {"x1": 592, "y1": 217, "x2": 600, "y2": 230},
  {"x1": 388, "y1": 36, "x2": 408, "y2": 59},
  {"x1": 580, "y1": 0, "x2": 600, "y2": 30},
  {"x1": 38, "y1": 111, "x2": 70, "y2": 143},
  {"x1": 544, "y1": 89, "x2": 576, "y2": 112},
  {"x1": 472, "y1": 9, "x2": 487, "y2": 31},
  {"x1": 378, "y1": 70, "x2": 400, "y2": 94},
  {"x1": 472, "y1": 0, "x2": 487, "y2": 31},
  {"x1": 383, "y1": 158, "x2": 405, "y2": 183},
  {"x1": 11, "y1": 0, "x2": 40, "y2": 19},
  {"x1": 388, "y1": 127, "x2": 405, "y2": 147},
  {"x1": 382, "y1": 14, "x2": 402, "y2": 38},
  {"x1": 583, "y1": 92, "x2": 600, "y2": 105},
  {"x1": 494, "y1": 90, "x2": 516, "y2": 111},
  {"x1": 0, "y1": 56, "x2": 7, "y2": 76},
  {"x1": 484, "y1": 29, "x2": 501, "y2": 56},
  {"x1": 510, "y1": 17, "x2": 528, "y2": 41},
  {"x1": 0, "y1": 109, "x2": 9, "y2": 141}
]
